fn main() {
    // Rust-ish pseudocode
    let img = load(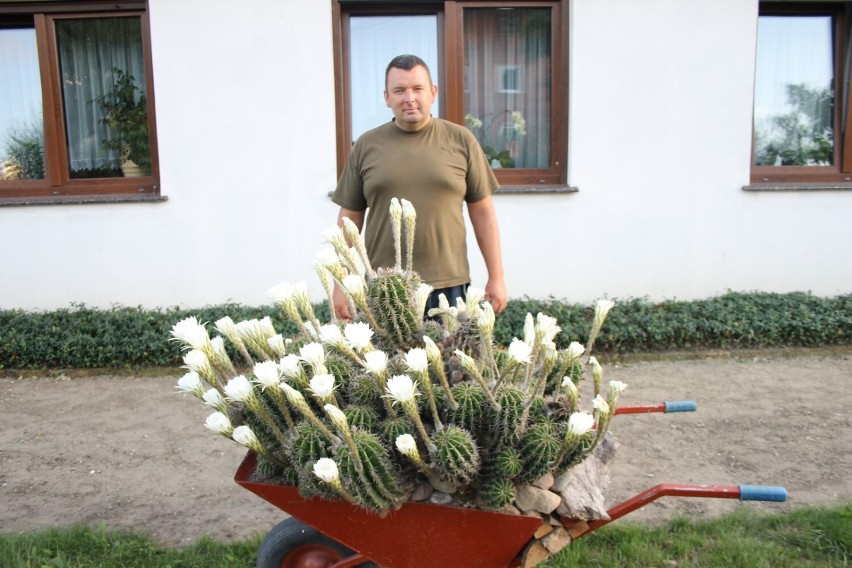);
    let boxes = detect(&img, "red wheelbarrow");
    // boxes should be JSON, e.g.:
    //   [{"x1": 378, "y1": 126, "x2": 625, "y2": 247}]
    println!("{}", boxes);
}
[{"x1": 235, "y1": 401, "x2": 788, "y2": 568}]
